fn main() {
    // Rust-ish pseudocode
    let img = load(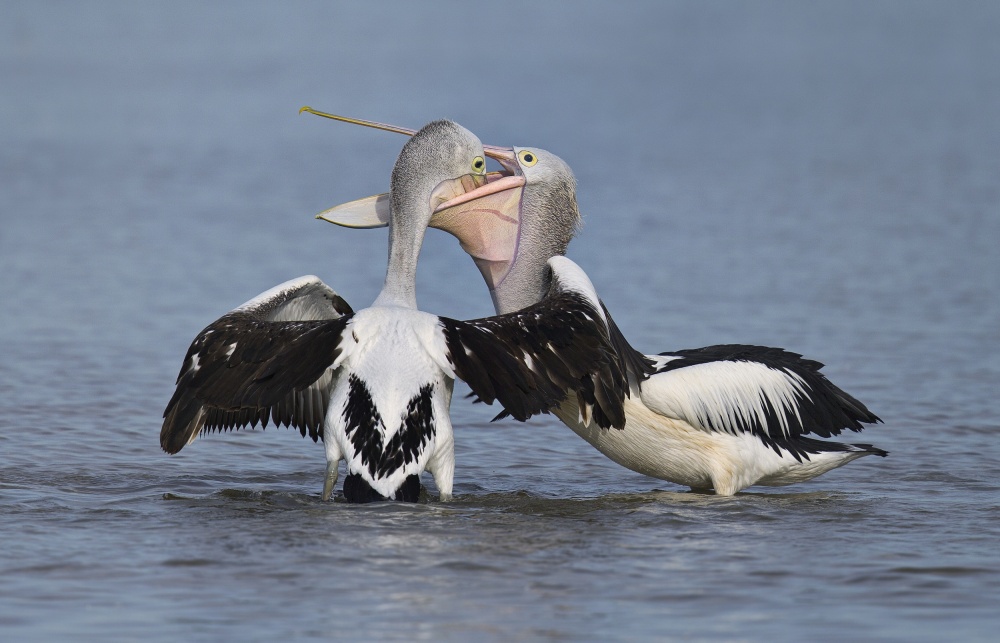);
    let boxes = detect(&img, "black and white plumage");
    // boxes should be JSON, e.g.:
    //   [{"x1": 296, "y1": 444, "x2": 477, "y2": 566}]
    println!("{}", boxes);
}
[
  {"x1": 648, "y1": 344, "x2": 878, "y2": 457},
  {"x1": 319, "y1": 138, "x2": 885, "y2": 495},
  {"x1": 162, "y1": 276, "x2": 352, "y2": 453},
  {"x1": 161, "y1": 120, "x2": 626, "y2": 502}
]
